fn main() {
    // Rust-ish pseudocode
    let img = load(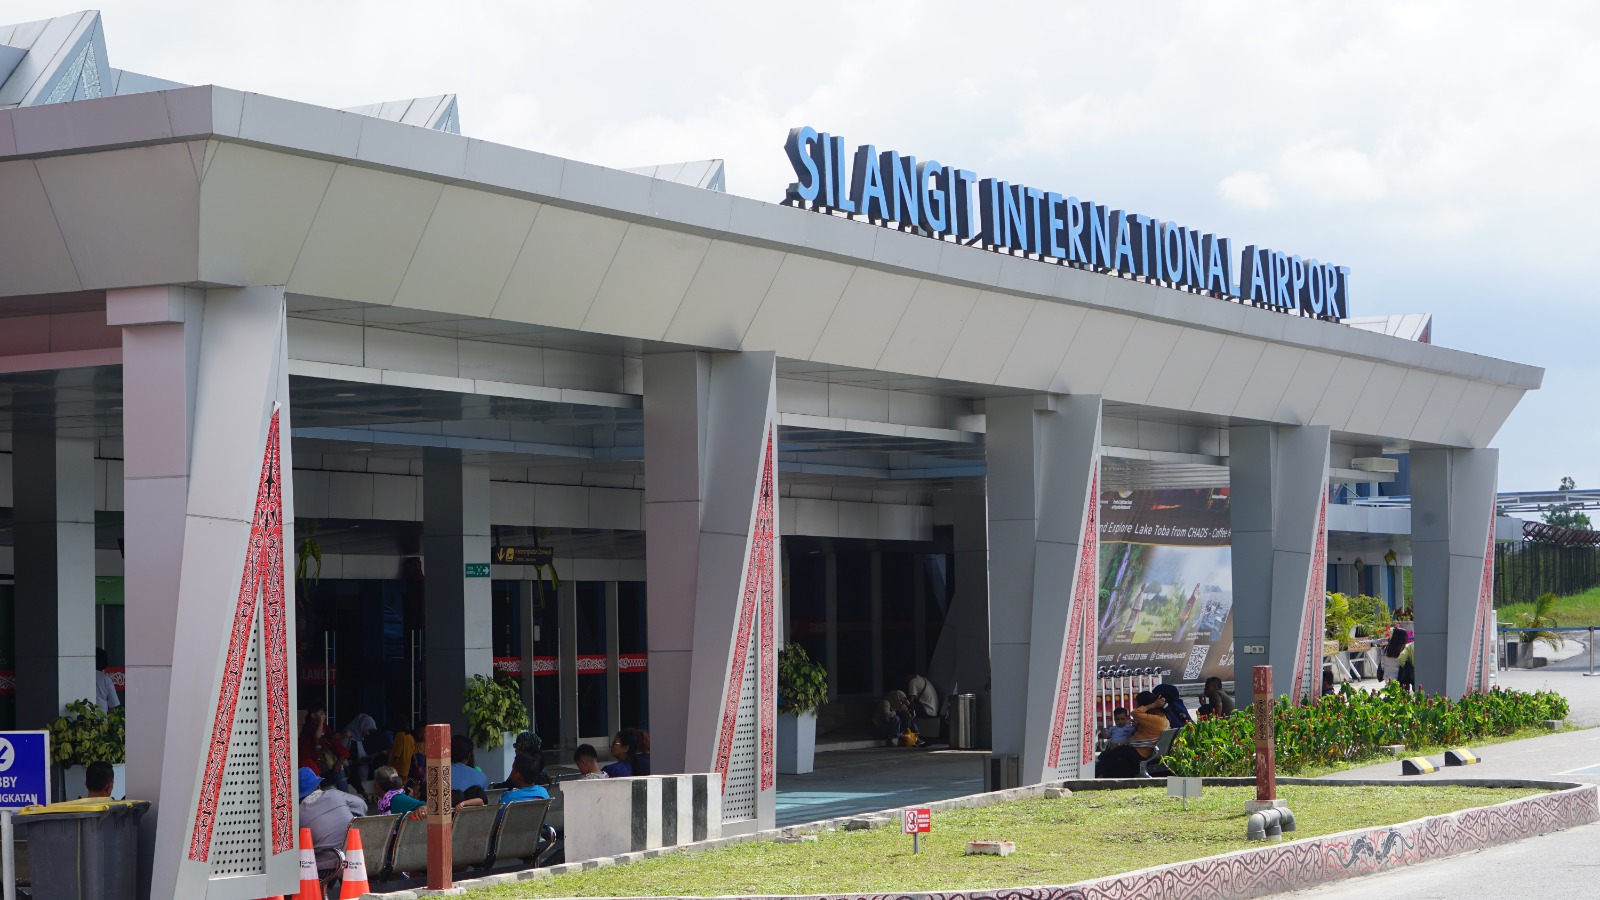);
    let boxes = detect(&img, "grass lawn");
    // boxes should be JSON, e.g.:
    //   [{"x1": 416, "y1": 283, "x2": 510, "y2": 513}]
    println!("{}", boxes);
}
[
  {"x1": 464, "y1": 784, "x2": 1543, "y2": 898},
  {"x1": 1497, "y1": 586, "x2": 1600, "y2": 628}
]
